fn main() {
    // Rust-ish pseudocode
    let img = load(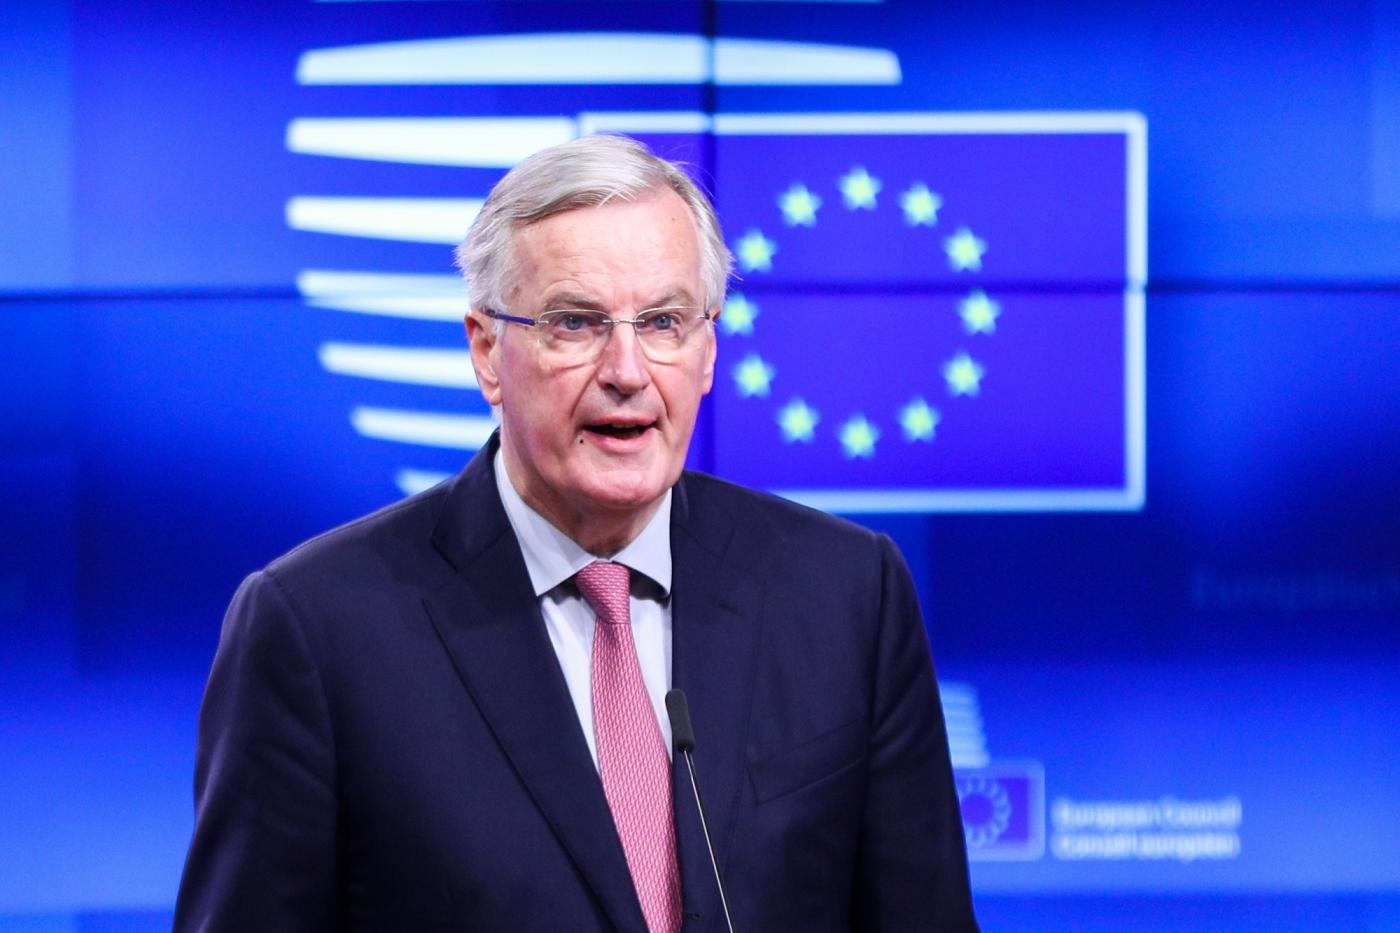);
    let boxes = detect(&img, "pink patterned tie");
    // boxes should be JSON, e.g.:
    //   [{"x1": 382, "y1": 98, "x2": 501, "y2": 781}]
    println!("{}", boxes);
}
[{"x1": 576, "y1": 561, "x2": 682, "y2": 933}]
